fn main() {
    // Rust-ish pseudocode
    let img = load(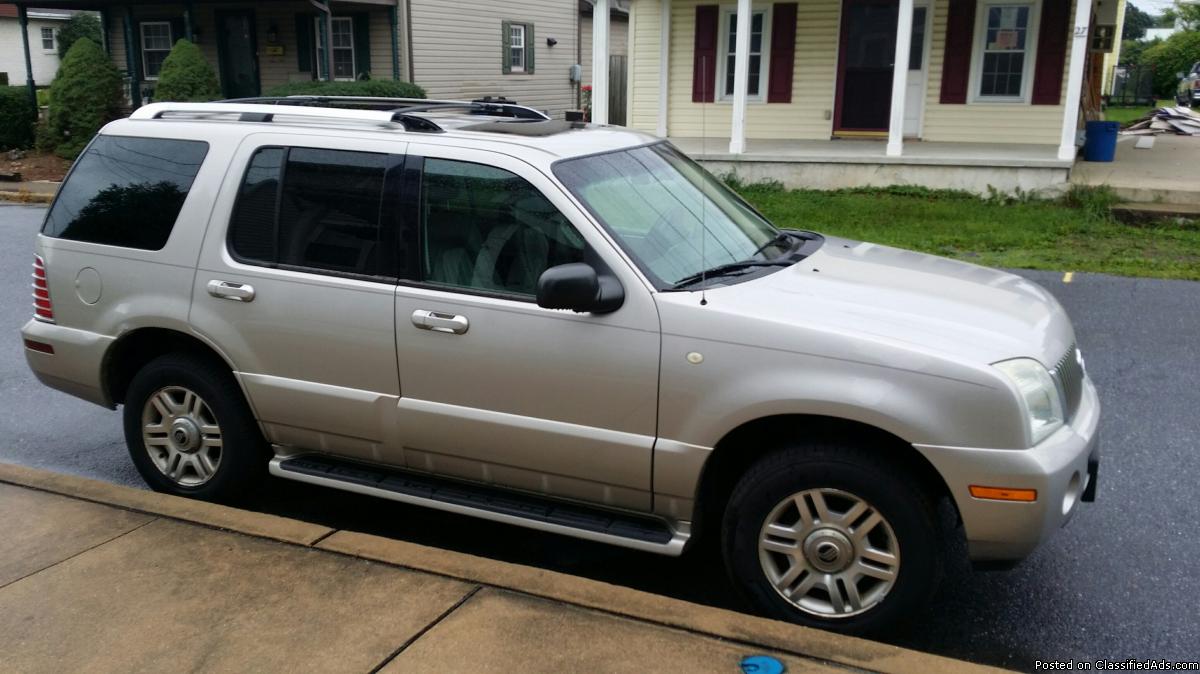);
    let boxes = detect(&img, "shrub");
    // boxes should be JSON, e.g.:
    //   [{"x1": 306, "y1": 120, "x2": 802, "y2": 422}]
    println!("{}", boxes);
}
[
  {"x1": 152, "y1": 39, "x2": 220, "y2": 102},
  {"x1": 263, "y1": 79, "x2": 426, "y2": 99},
  {"x1": 45, "y1": 38, "x2": 122, "y2": 159},
  {"x1": 0, "y1": 86, "x2": 37, "y2": 150},
  {"x1": 1141, "y1": 31, "x2": 1200, "y2": 97},
  {"x1": 56, "y1": 13, "x2": 103, "y2": 59}
]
